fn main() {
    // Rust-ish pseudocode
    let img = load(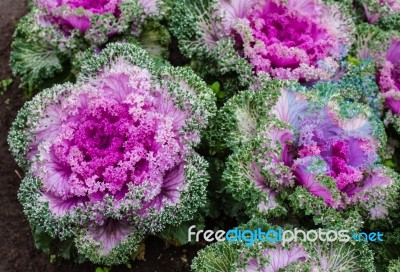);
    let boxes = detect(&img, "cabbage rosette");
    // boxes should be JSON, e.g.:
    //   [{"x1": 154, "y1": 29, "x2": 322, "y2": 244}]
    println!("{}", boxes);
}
[
  {"x1": 8, "y1": 43, "x2": 216, "y2": 265},
  {"x1": 378, "y1": 38, "x2": 400, "y2": 134},
  {"x1": 33, "y1": 0, "x2": 161, "y2": 45},
  {"x1": 10, "y1": 0, "x2": 168, "y2": 89},
  {"x1": 352, "y1": 24, "x2": 400, "y2": 133},
  {"x1": 171, "y1": 0, "x2": 354, "y2": 84},
  {"x1": 235, "y1": 240, "x2": 372, "y2": 272},
  {"x1": 220, "y1": 81, "x2": 399, "y2": 229},
  {"x1": 191, "y1": 219, "x2": 375, "y2": 272}
]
